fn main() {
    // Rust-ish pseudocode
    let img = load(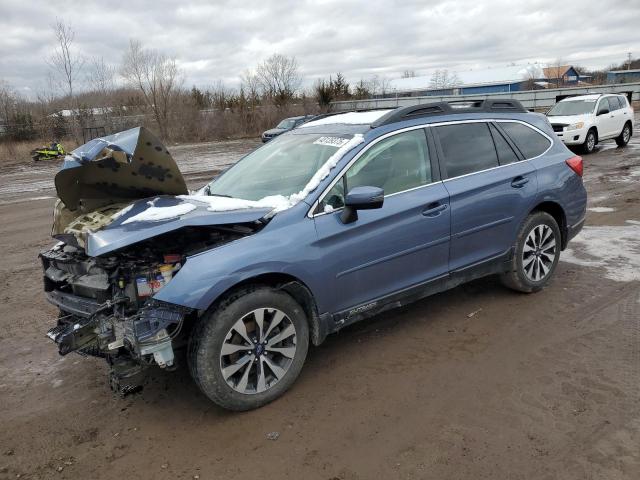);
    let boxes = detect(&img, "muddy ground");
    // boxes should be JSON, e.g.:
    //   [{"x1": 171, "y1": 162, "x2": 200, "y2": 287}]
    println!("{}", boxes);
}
[{"x1": 0, "y1": 132, "x2": 639, "y2": 480}]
